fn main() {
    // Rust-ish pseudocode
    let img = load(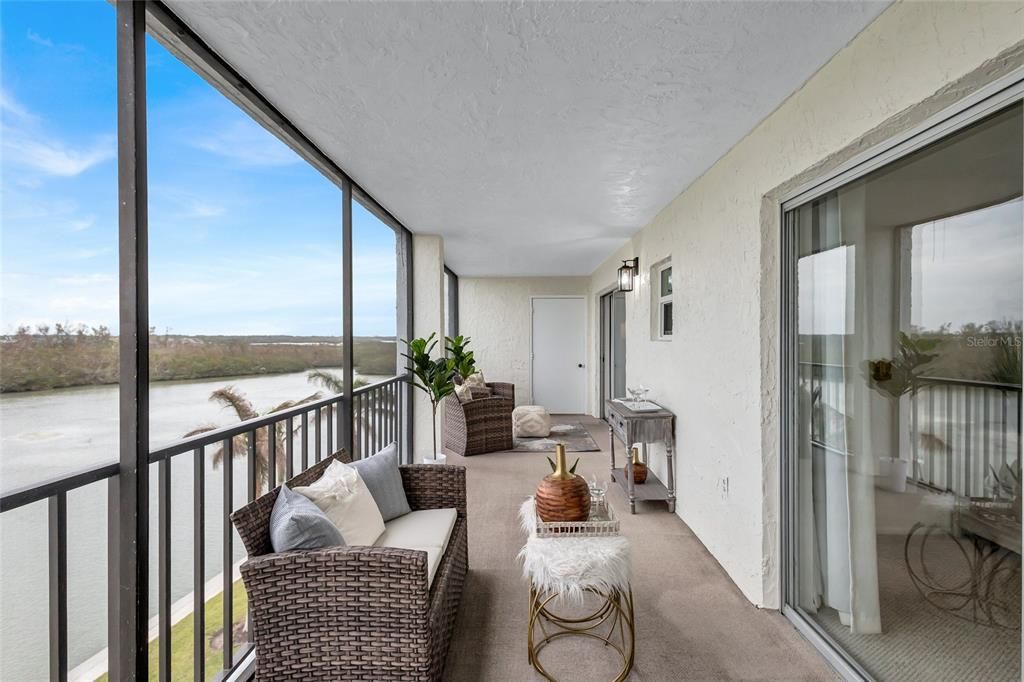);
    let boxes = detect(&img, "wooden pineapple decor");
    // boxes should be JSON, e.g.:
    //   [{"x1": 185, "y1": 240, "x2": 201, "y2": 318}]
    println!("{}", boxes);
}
[{"x1": 535, "y1": 444, "x2": 591, "y2": 522}]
